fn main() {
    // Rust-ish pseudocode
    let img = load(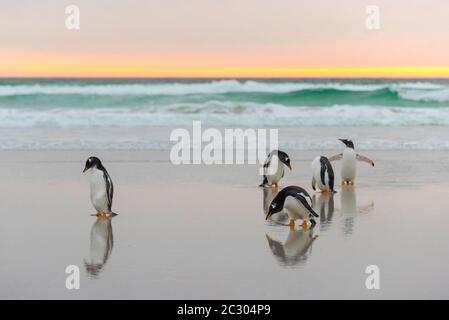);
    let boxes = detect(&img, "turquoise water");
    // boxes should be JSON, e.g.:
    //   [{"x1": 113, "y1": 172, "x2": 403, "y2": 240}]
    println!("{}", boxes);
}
[
  {"x1": 1, "y1": 78, "x2": 449, "y2": 150},
  {"x1": 0, "y1": 78, "x2": 448, "y2": 128},
  {"x1": 0, "y1": 78, "x2": 449, "y2": 108}
]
